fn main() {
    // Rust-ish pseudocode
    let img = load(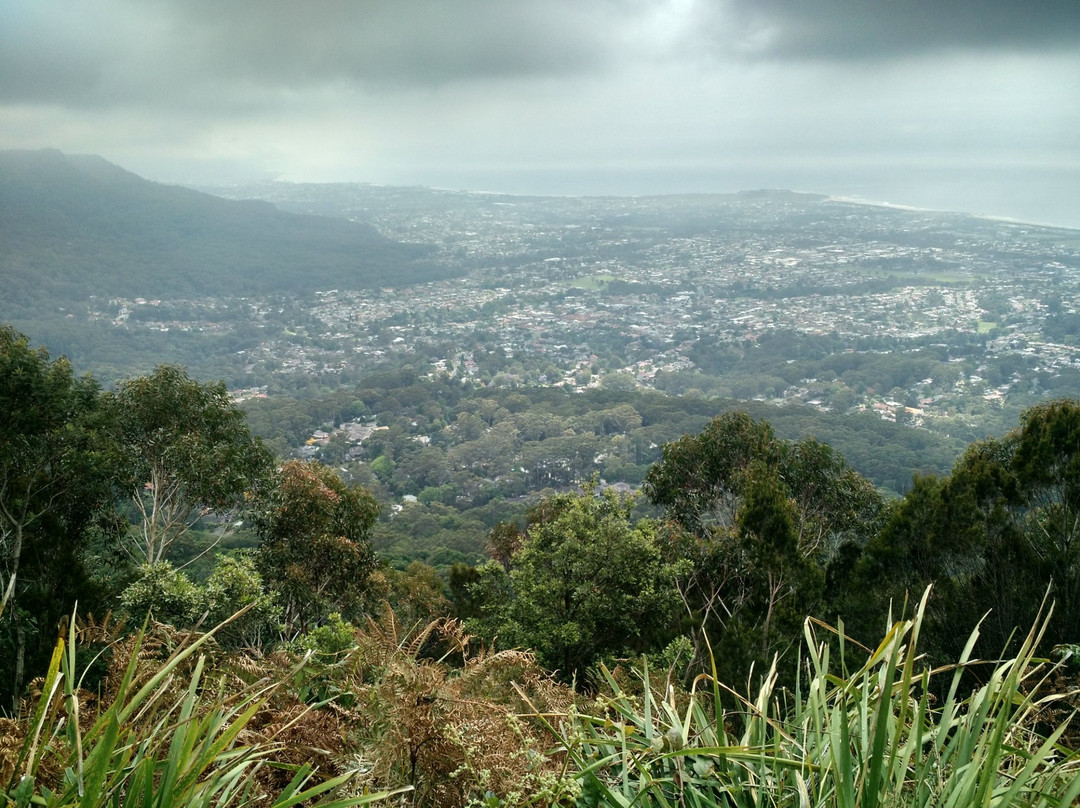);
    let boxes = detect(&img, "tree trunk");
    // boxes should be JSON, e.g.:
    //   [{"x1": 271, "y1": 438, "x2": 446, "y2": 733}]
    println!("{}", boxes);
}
[
  {"x1": 0, "y1": 522, "x2": 25, "y2": 616},
  {"x1": 13, "y1": 615, "x2": 25, "y2": 713}
]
